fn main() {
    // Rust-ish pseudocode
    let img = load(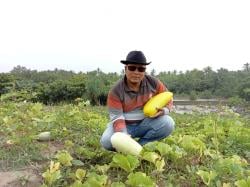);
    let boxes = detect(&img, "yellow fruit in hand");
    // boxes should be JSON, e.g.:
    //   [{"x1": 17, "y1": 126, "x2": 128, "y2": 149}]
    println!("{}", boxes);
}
[{"x1": 143, "y1": 91, "x2": 173, "y2": 117}]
